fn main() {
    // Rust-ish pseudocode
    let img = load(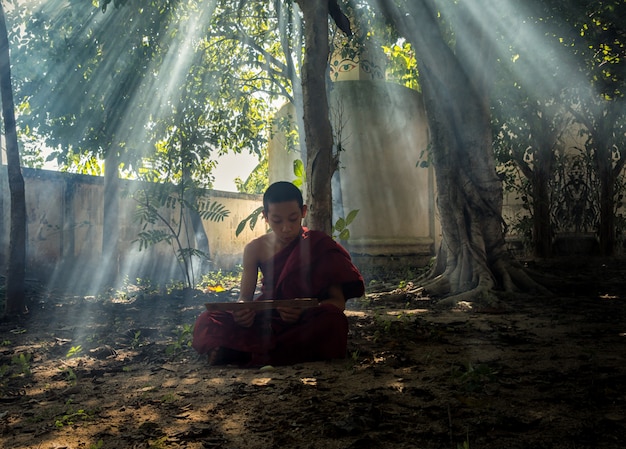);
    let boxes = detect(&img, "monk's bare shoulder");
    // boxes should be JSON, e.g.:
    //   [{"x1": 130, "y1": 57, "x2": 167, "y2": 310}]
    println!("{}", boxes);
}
[{"x1": 244, "y1": 233, "x2": 276, "y2": 264}]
